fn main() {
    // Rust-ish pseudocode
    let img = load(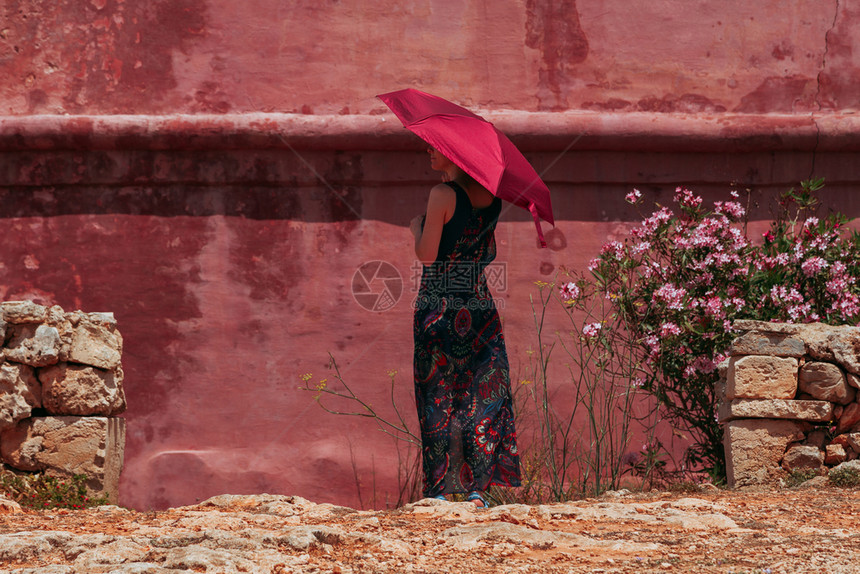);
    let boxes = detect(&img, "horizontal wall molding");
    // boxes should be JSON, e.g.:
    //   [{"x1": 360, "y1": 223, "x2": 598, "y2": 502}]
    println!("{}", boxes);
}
[{"x1": 1, "y1": 112, "x2": 859, "y2": 153}]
